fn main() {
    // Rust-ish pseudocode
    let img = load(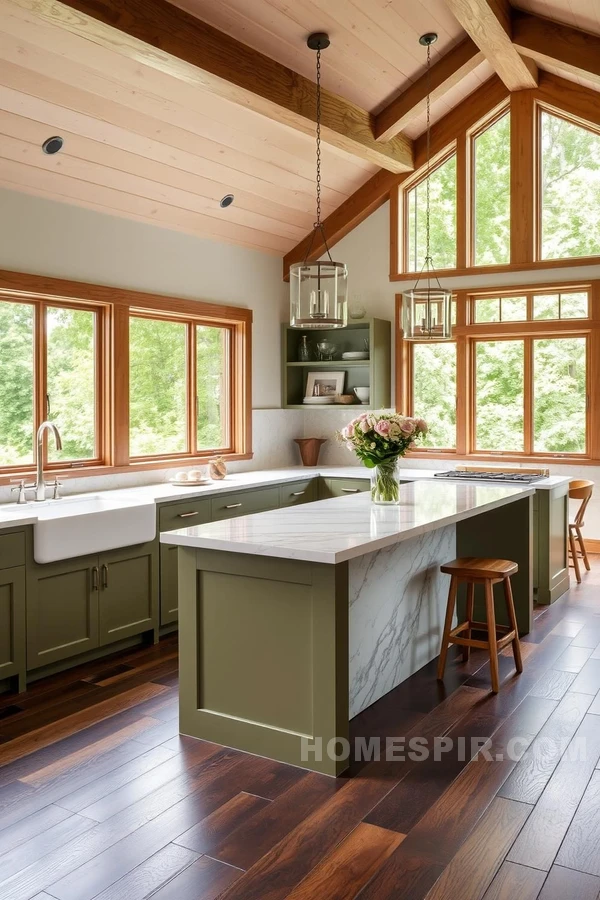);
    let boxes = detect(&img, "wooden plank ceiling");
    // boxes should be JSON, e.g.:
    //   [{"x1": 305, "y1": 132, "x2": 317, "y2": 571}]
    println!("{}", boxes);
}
[{"x1": 0, "y1": 0, "x2": 598, "y2": 257}]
